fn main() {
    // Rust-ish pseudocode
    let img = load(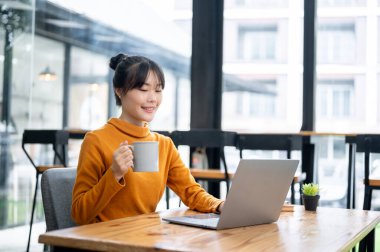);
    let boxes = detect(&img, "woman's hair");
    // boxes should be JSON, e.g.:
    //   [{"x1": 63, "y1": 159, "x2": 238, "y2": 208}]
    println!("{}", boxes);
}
[{"x1": 109, "y1": 53, "x2": 165, "y2": 106}]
